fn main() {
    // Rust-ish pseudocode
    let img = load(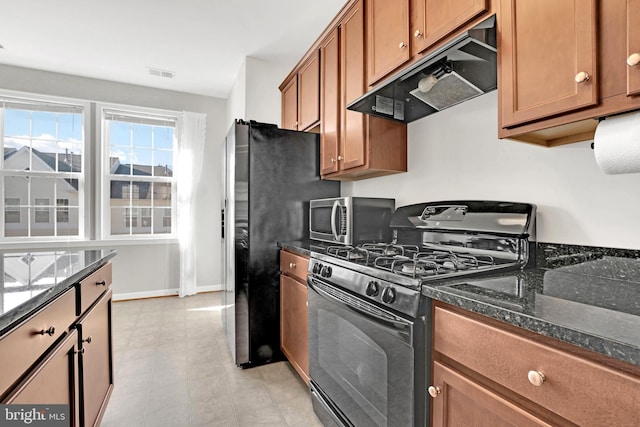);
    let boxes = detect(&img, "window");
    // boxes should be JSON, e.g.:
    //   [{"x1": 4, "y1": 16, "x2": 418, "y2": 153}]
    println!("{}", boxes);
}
[
  {"x1": 56, "y1": 199, "x2": 69, "y2": 223},
  {"x1": 34, "y1": 198, "x2": 50, "y2": 223},
  {"x1": 4, "y1": 198, "x2": 21, "y2": 224},
  {"x1": 1, "y1": 96, "x2": 85, "y2": 239},
  {"x1": 103, "y1": 108, "x2": 176, "y2": 238}
]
